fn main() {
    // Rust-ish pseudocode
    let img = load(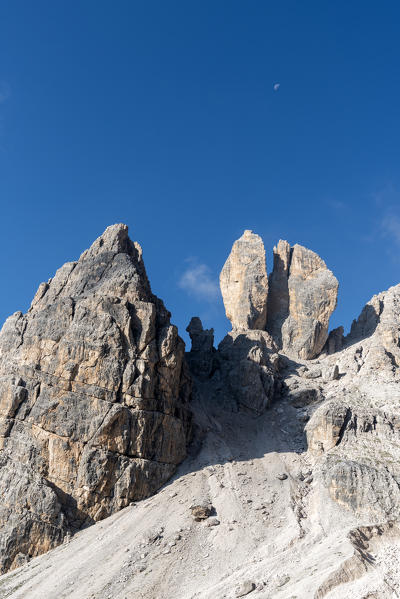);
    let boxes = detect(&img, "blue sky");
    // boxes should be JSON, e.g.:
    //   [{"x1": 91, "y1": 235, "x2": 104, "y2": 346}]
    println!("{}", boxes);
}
[{"x1": 0, "y1": 1, "x2": 400, "y2": 346}]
